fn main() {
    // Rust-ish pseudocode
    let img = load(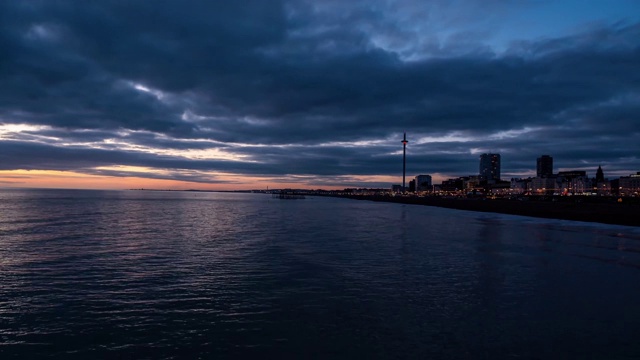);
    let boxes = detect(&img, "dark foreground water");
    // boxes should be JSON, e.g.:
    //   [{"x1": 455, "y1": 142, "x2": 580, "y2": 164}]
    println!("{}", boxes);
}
[{"x1": 1, "y1": 189, "x2": 640, "y2": 359}]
